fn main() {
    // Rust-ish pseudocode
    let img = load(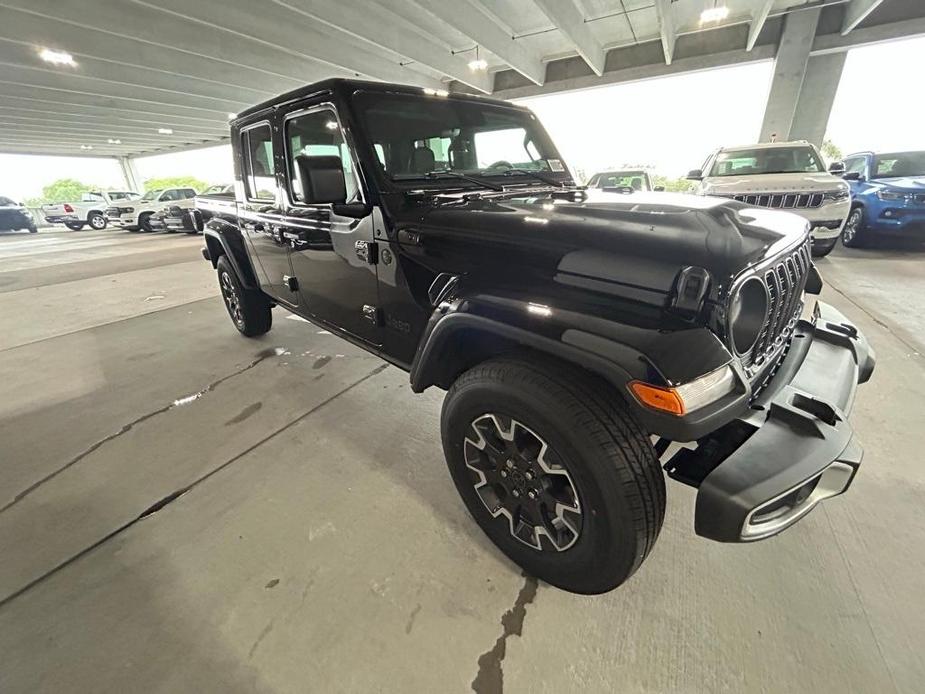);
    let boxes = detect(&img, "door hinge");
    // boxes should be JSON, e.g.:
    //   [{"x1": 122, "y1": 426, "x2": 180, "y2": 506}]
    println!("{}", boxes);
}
[
  {"x1": 362, "y1": 304, "x2": 383, "y2": 326},
  {"x1": 283, "y1": 275, "x2": 299, "y2": 291},
  {"x1": 355, "y1": 240, "x2": 378, "y2": 264}
]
